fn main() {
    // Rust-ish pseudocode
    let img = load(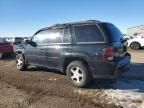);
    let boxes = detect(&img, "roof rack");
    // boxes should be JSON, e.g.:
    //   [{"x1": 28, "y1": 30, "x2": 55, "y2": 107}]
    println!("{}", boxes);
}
[
  {"x1": 51, "y1": 24, "x2": 68, "y2": 27},
  {"x1": 63, "y1": 20, "x2": 100, "y2": 25},
  {"x1": 51, "y1": 20, "x2": 101, "y2": 27},
  {"x1": 39, "y1": 20, "x2": 101, "y2": 31}
]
